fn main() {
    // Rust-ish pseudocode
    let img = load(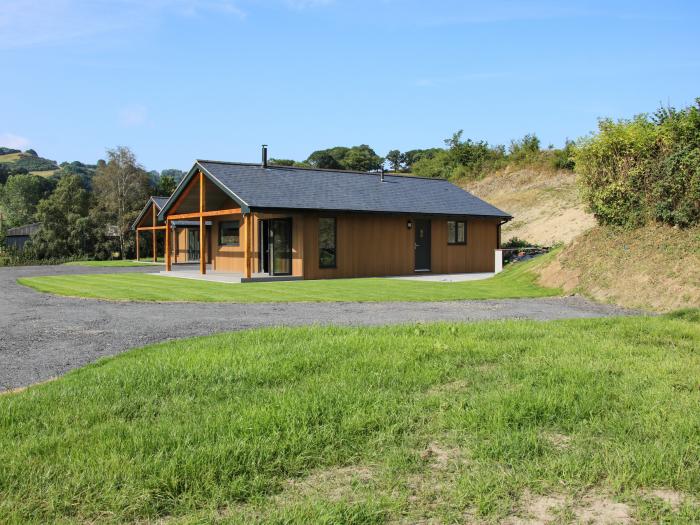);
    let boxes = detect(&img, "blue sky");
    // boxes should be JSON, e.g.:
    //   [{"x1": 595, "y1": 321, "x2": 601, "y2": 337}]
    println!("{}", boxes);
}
[{"x1": 2, "y1": 0, "x2": 699, "y2": 172}]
